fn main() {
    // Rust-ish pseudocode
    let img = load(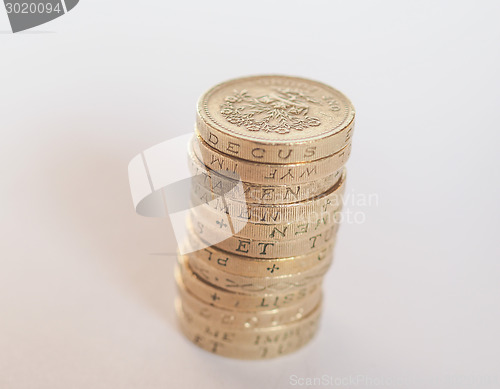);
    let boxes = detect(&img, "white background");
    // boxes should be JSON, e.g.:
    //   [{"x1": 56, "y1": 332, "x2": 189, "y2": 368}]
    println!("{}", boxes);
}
[{"x1": 1, "y1": 1, "x2": 499, "y2": 388}]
